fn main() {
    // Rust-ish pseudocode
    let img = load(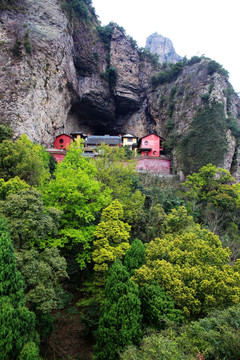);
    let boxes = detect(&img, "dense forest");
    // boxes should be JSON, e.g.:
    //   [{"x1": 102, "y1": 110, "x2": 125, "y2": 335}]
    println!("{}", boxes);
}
[{"x1": 1, "y1": 124, "x2": 240, "y2": 359}]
